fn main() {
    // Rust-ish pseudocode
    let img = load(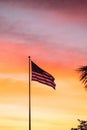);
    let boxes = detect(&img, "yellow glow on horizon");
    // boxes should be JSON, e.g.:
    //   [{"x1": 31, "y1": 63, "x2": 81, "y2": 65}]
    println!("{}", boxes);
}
[{"x1": 0, "y1": 69, "x2": 87, "y2": 130}]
